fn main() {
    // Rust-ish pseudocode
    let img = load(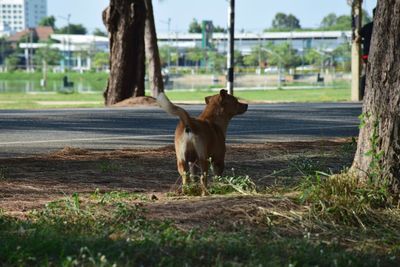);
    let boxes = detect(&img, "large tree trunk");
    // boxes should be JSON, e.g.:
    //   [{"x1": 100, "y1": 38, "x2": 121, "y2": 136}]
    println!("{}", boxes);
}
[
  {"x1": 103, "y1": 0, "x2": 146, "y2": 106},
  {"x1": 144, "y1": 0, "x2": 164, "y2": 97},
  {"x1": 351, "y1": 1, "x2": 400, "y2": 191}
]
